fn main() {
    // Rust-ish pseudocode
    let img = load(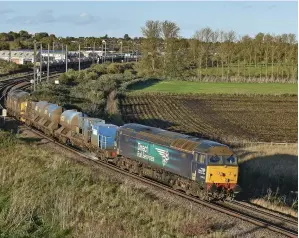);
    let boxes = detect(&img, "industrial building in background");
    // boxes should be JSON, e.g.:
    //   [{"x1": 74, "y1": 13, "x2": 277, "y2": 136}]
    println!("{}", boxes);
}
[
  {"x1": 0, "y1": 50, "x2": 40, "y2": 65},
  {"x1": 0, "y1": 49, "x2": 140, "y2": 66}
]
